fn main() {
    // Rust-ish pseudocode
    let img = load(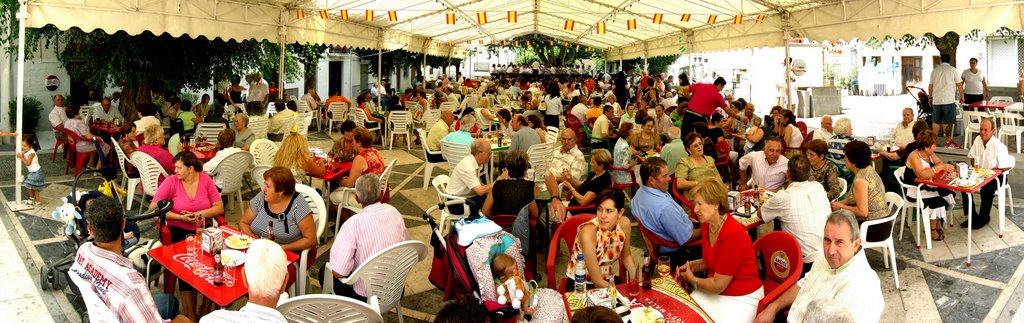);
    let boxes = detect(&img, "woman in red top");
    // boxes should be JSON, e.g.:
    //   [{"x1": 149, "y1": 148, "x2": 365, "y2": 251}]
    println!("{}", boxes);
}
[{"x1": 676, "y1": 178, "x2": 763, "y2": 322}]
